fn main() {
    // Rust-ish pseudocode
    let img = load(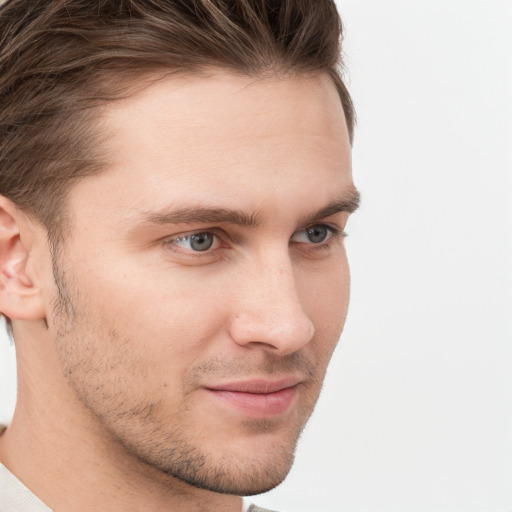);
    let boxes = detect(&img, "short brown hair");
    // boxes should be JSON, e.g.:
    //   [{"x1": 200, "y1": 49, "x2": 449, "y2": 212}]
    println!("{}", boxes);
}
[{"x1": 0, "y1": 0, "x2": 354, "y2": 242}]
